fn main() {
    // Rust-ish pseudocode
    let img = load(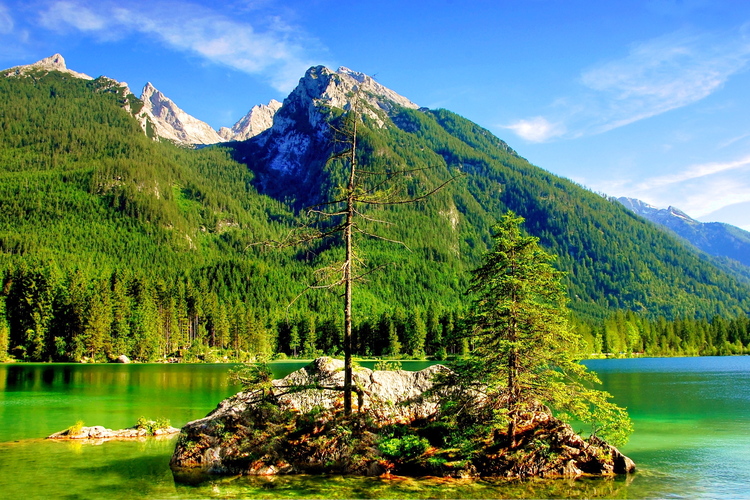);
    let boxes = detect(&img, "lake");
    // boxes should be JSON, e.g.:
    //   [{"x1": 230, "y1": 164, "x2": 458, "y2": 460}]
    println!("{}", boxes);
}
[{"x1": 0, "y1": 357, "x2": 748, "y2": 499}]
